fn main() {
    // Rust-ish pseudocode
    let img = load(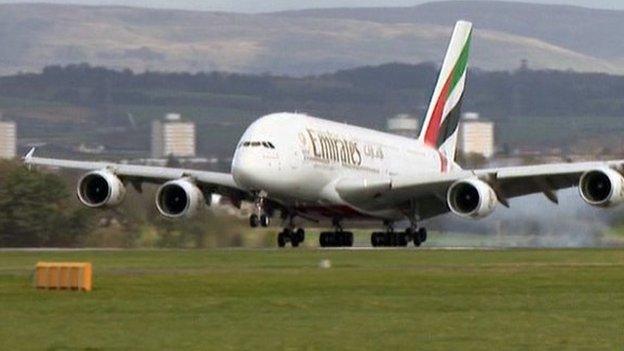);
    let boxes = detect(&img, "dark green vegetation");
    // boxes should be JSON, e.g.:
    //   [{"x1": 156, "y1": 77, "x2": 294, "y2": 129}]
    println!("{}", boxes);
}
[
  {"x1": 1, "y1": 249, "x2": 624, "y2": 350},
  {"x1": 0, "y1": 161, "x2": 92, "y2": 247},
  {"x1": 6, "y1": 63, "x2": 624, "y2": 159},
  {"x1": 0, "y1": 161, "x2": 254, "y2": 248}
]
